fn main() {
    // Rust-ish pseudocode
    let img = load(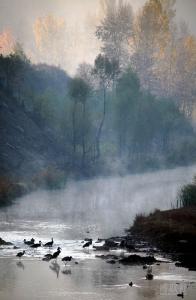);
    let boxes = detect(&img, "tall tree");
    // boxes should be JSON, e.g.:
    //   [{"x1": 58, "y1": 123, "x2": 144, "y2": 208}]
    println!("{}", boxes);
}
[
  {"x1": 93, "y1": 54, "x2": 119, "y2": 159},
  {"x1": 33, "y1": 15, "x2": 67, "y2": 68},
  {"x1": 96, "y1": 0, "x2": 133, "y2": 68},
  {"x1": 115, "y1": 68, "x2": 140, "y2": 157},
  {"x1": 132, "y1": 0, "x2": 175, "y2": 93},
  {"x1": 0, "y1": 46, "x2": 28, "y2": 100},
  {"x1": 174, "y1": 31, "x2": 196, "y2": 117},
  {"x1": 0, "y1": 29, "x2": 15, "y2": 56},
  {"x1": 69, "y1": 77, "x2": 91, "y2": 168}
]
